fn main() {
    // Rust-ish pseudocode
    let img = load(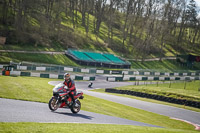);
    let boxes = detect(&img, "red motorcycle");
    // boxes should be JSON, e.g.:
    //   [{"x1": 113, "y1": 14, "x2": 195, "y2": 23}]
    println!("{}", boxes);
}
[{"x1": 48, "y1": 83, "x2": 84, "y2": 113}]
